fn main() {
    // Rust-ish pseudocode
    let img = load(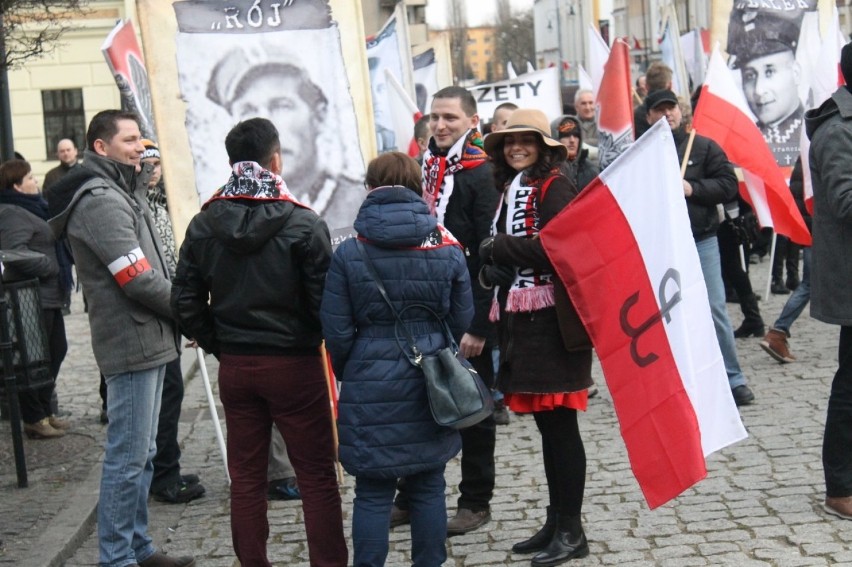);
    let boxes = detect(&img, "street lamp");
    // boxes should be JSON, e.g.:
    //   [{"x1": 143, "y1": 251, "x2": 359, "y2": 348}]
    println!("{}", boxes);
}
[
  {"x1": 567, "y1": 0, "x2": 585, "y2": 84},
  {"x1": 546, "y1": 2, "x2": 564, "y2": 86}
]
